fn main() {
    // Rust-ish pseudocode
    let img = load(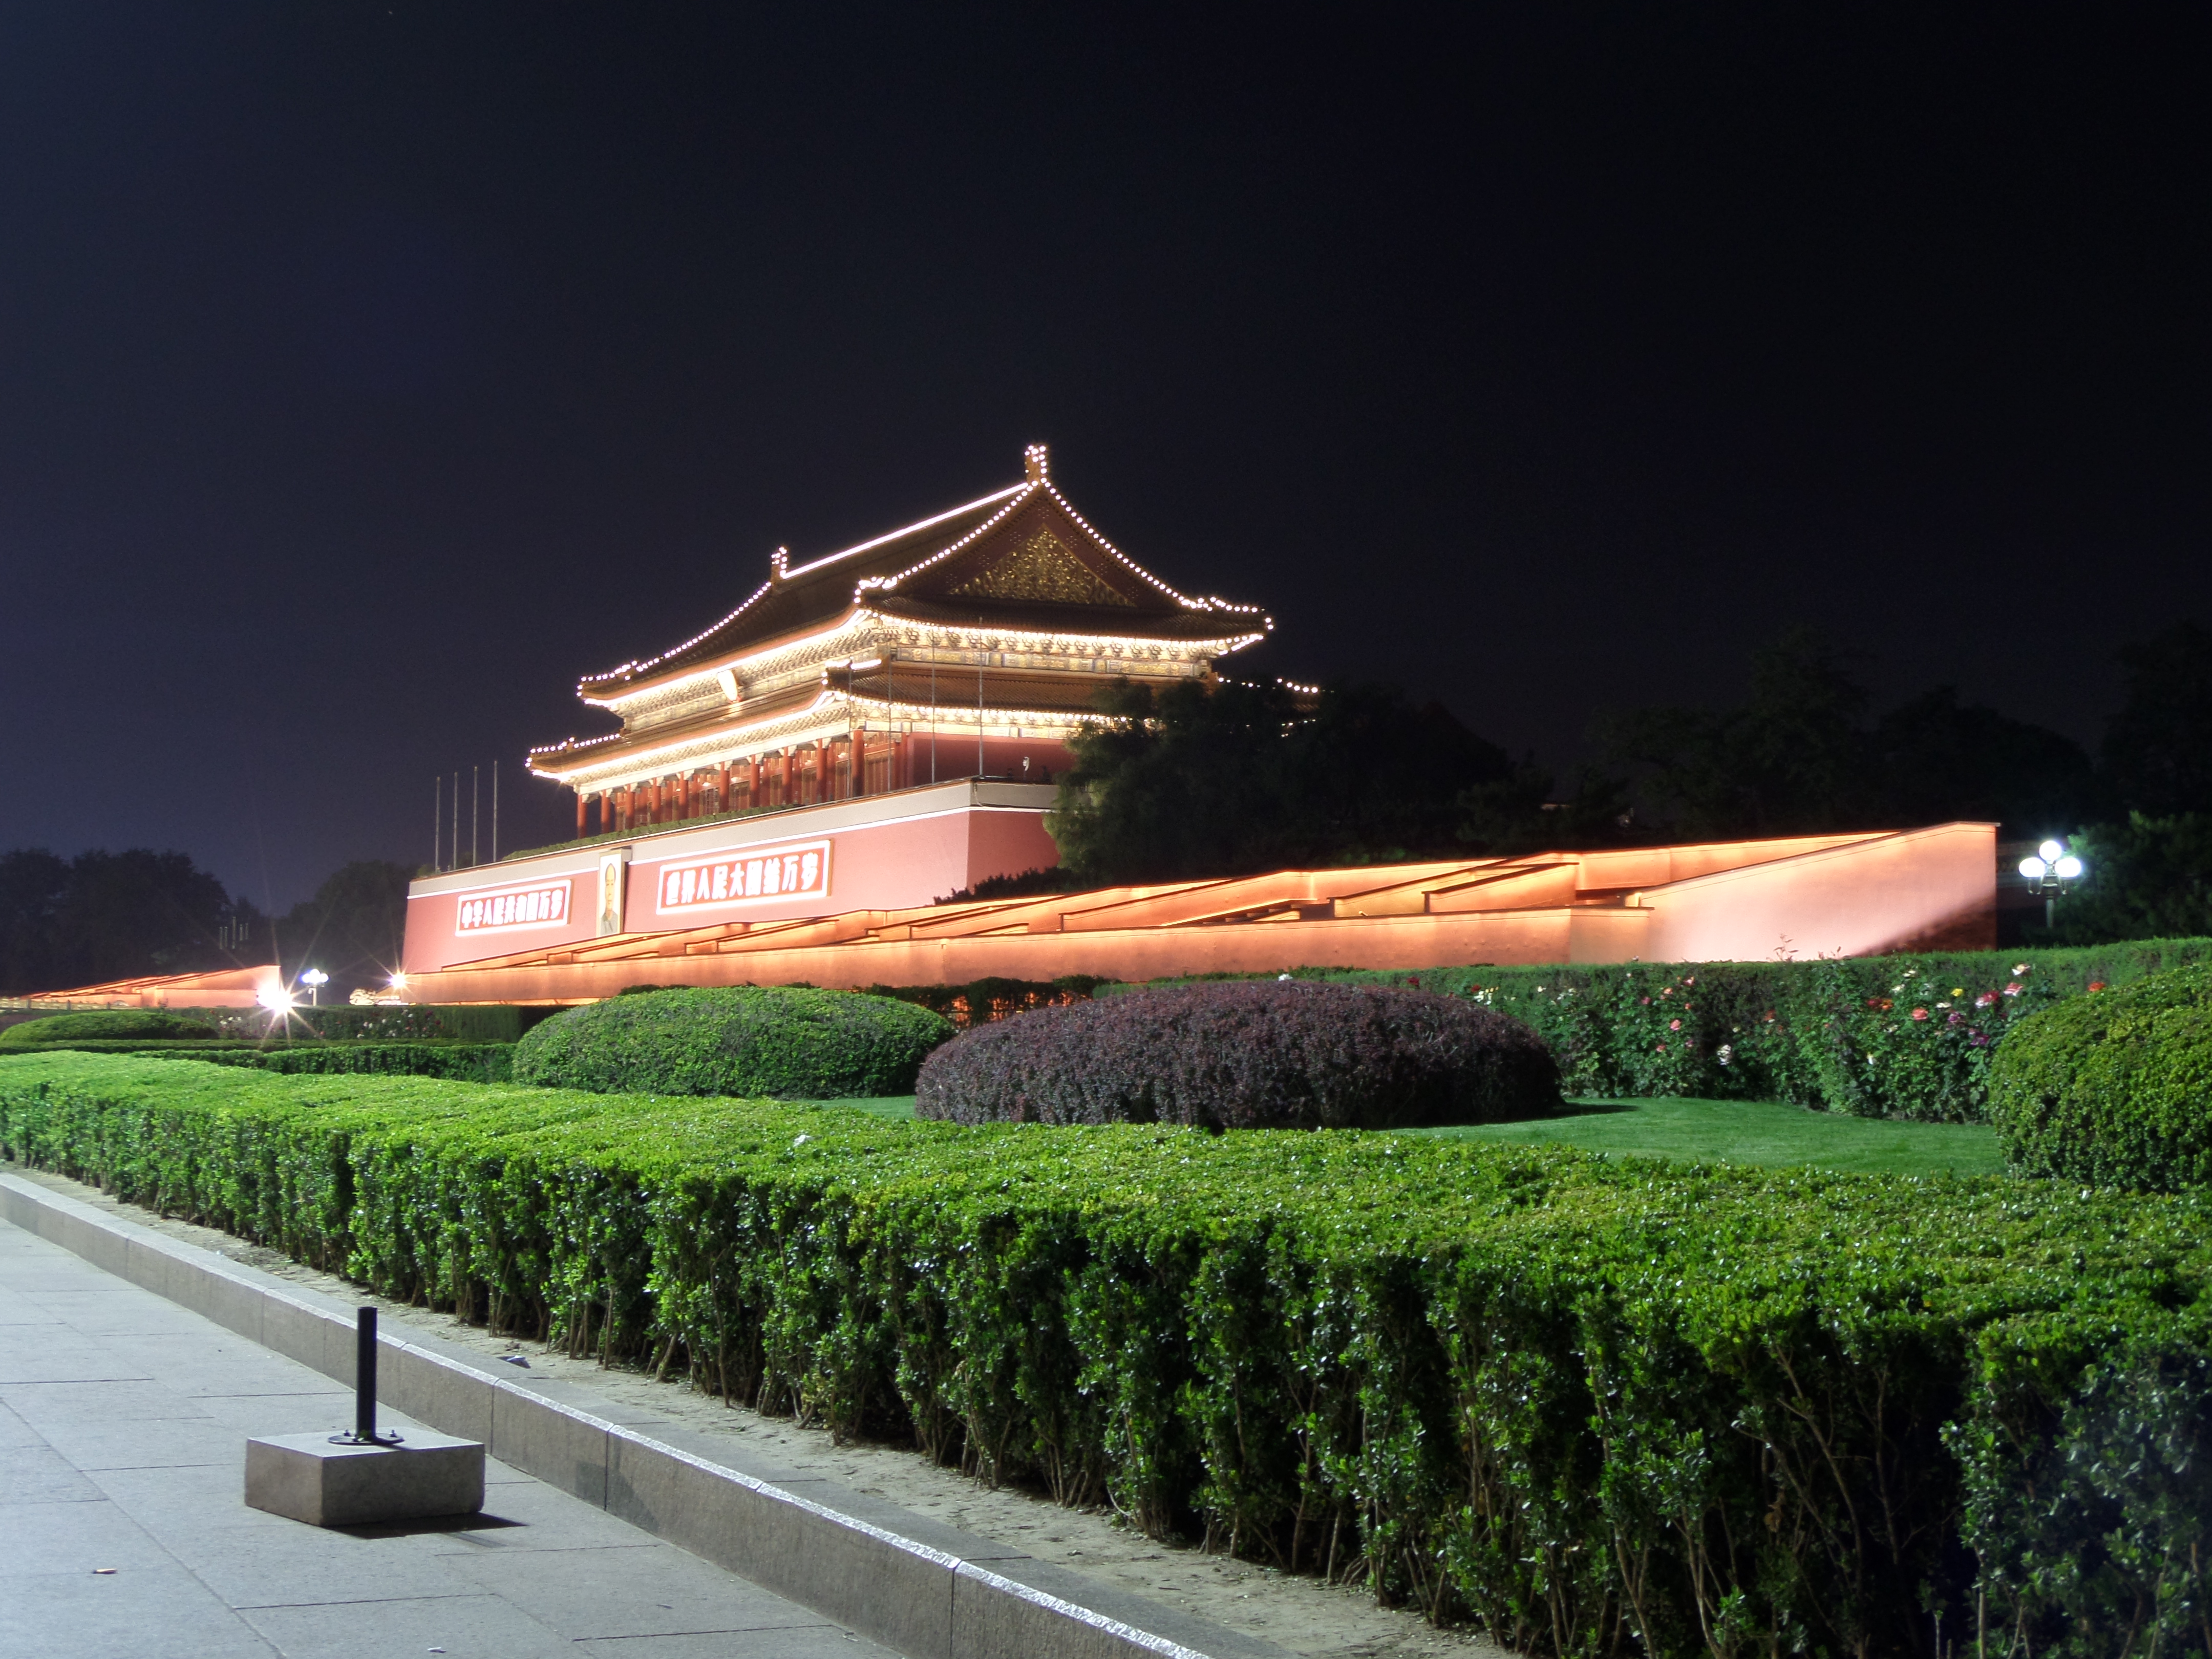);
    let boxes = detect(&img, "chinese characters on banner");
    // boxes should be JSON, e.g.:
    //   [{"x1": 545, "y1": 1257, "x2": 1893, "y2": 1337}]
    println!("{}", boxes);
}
[
  {"x1": 655, "y1": 839, "x2": 832, "y2": 913},
  {"x1": 455, "y1": 880, "x2": 572, "y2": 935}
]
